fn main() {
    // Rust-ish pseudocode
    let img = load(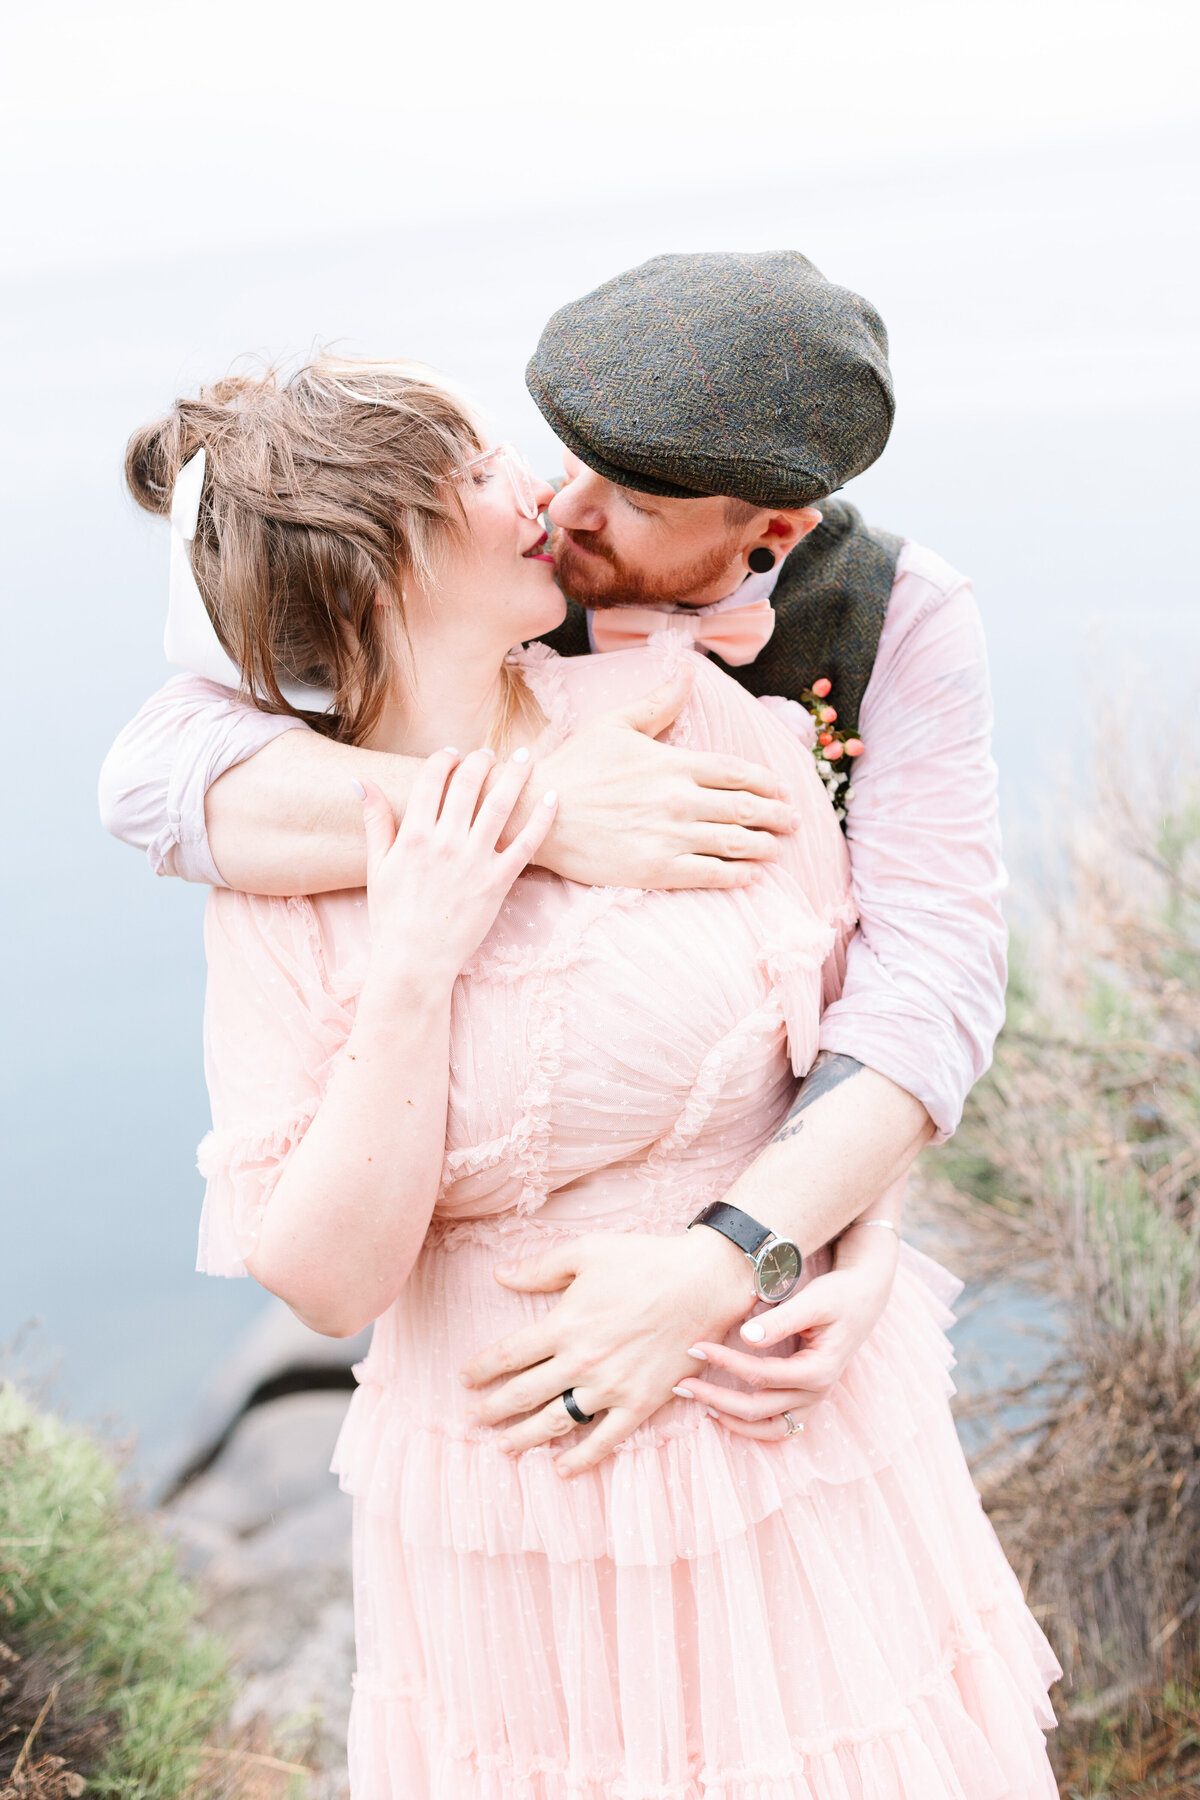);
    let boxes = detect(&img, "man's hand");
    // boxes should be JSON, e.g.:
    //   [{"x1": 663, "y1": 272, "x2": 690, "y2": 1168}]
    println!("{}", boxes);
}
[
  {"x1": 677, "y1": 1219, "x2": 901, "y2": 1439},
  {"x1": 520, "y1": 667, "x2": 798, "y2": 890},
  {"x1": 457, "y1": 1226, "x2": 754, "y2": 1477}
]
